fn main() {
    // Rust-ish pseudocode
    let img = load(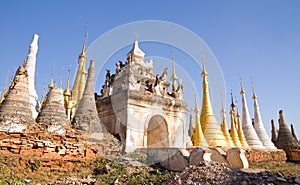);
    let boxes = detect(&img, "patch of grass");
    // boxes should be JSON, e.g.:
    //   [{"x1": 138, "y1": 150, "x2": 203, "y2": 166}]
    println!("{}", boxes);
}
[{"x1": 250, "y1": 162, "x2": 300, "y2": 177}]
